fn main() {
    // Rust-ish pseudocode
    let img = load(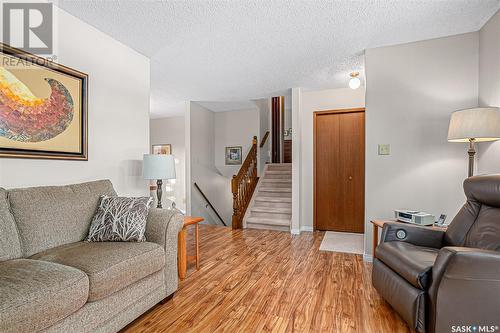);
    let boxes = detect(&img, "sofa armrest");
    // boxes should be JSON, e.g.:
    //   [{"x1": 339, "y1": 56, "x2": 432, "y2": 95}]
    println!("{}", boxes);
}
[
  {"x1": 146, "y1": 208, "x2": 184, "y2": 246},
  {"x1": 428, "y1": 247, "x2": 500, "y2": 333},
  {"x1": 145, "y1": 208, "x2": 184, "y2": 296},
  {"x1": 381, "y1": 222, "x2": 445, "y2": 248}
]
